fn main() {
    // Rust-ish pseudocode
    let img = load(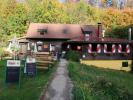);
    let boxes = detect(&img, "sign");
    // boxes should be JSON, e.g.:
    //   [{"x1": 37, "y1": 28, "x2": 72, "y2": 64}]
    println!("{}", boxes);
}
[
  {"x1": 26, "y1": 58, "x2": 36, "y2": 63},
  {"x1": 6, "y1": 60, "x2": 21, "y2": 83},
  {"x1": 26, "y1": 63, "x2": 36, "y2": 76},
  {"x1": 25, "y1": 58, "x2": 36, "y2": 76},
  {"x1": 7, "y1": 60, "x2": 20, "y2": 67}
]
